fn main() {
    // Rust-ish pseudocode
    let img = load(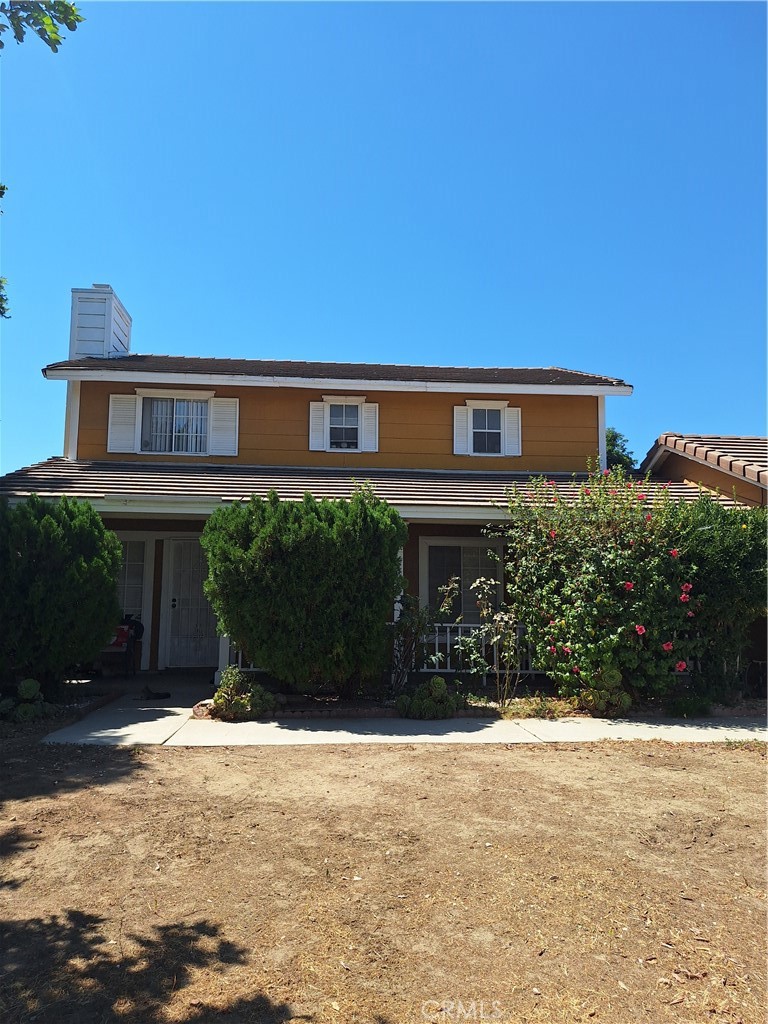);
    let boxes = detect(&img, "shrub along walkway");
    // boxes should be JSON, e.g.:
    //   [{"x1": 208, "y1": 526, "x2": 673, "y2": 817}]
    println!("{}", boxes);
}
[{"x1": 43, "y1": 680, "x2": 767, "y2": 746}]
